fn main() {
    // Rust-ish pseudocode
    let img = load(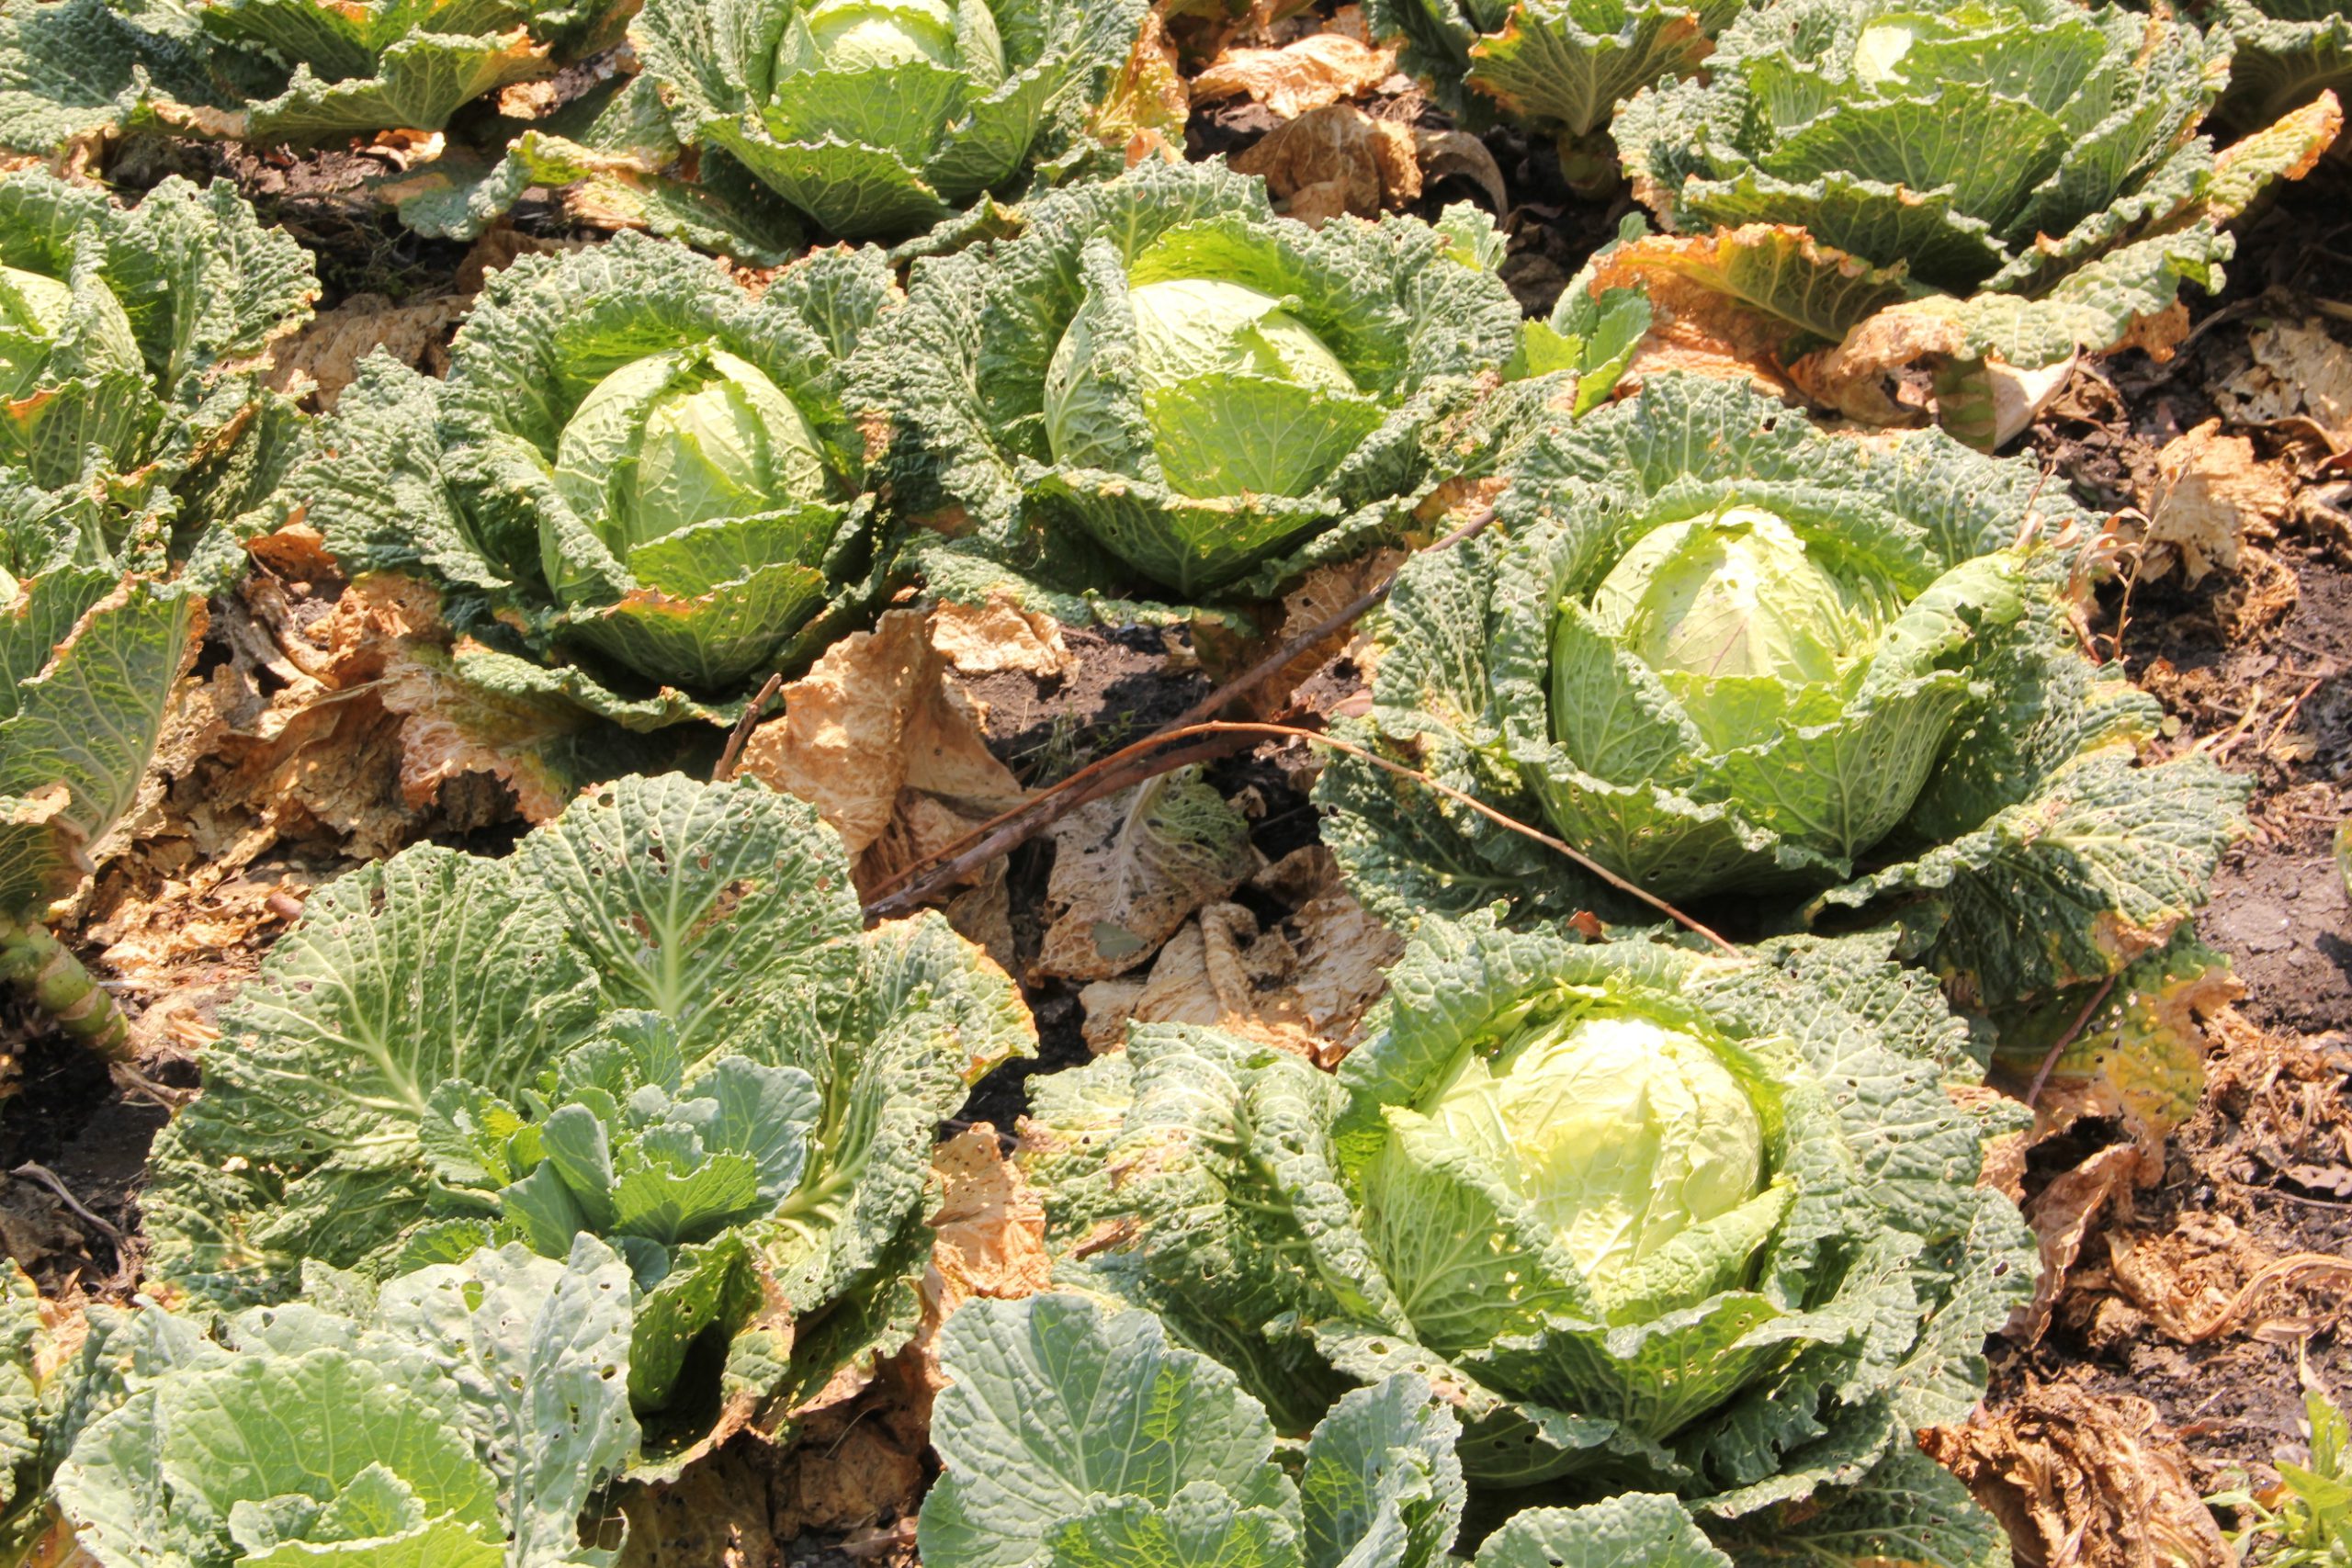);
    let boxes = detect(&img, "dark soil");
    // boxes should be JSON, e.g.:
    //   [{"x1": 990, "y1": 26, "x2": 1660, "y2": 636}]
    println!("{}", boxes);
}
[{"x1": 1996, "y1": 163, "x2": 2352, "y2": 1491}]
